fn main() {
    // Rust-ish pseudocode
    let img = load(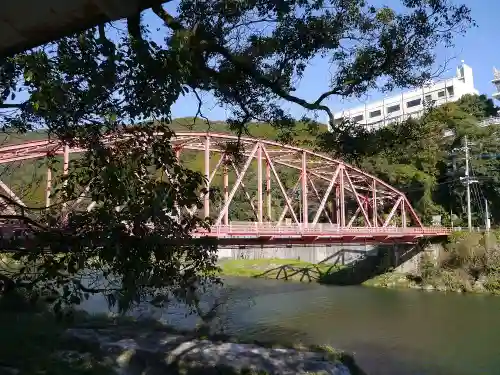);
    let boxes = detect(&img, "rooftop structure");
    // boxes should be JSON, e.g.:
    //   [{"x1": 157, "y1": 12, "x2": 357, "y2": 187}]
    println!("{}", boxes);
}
[
  {"x1": 331, "y1": 61, "x2": 478, "y2": 130},
  {"x1": 493, "y1": 67, "x2": 500, "y2": 101}
]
